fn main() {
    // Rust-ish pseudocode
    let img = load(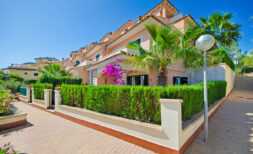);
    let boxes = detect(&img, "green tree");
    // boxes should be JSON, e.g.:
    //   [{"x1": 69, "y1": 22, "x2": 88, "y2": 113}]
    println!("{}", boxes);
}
[
  {"x1": 39, "y1": 64, "x2": 70, "y2": 83},
  {"x1": 178, "y1": 26, "x2": 204, "y2": 68},
  {"x1": 238, "y1": 51, "x2": 253, "y2": 73},
  {"x1": 200, "y1": 12, "x2": 240, "y2": 47},
  {"x1": 126, "y1": 24, "x2": 182, "y2": 86},
  {"x1": 125, "y1": 13, "x2": 240, "y2": 86},
  {"x1": 0, "y1": 71, "x2": 24, "y2": 93},
  {"x1": 0, "y1": 71, "x2": 4, "y2": 81},
  {"x1": 241, "y1": 54, "x2": 253, "y2": 66},
  {"x1": 181, "y1": 12, "x2": 240, "y2": 69}
]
